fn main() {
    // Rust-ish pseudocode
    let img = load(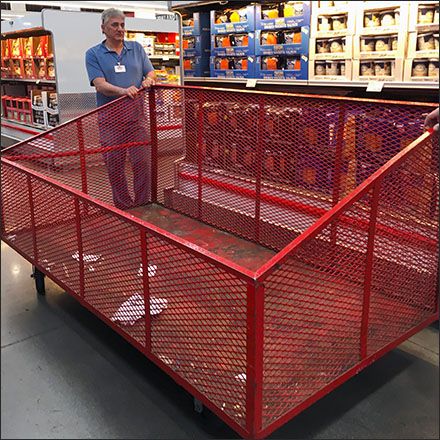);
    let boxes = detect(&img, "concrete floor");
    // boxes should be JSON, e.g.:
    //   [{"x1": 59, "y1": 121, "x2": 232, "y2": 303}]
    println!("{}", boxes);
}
[{"x1": 1, "y1": 241, "x2": 439, "y2": 439}]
